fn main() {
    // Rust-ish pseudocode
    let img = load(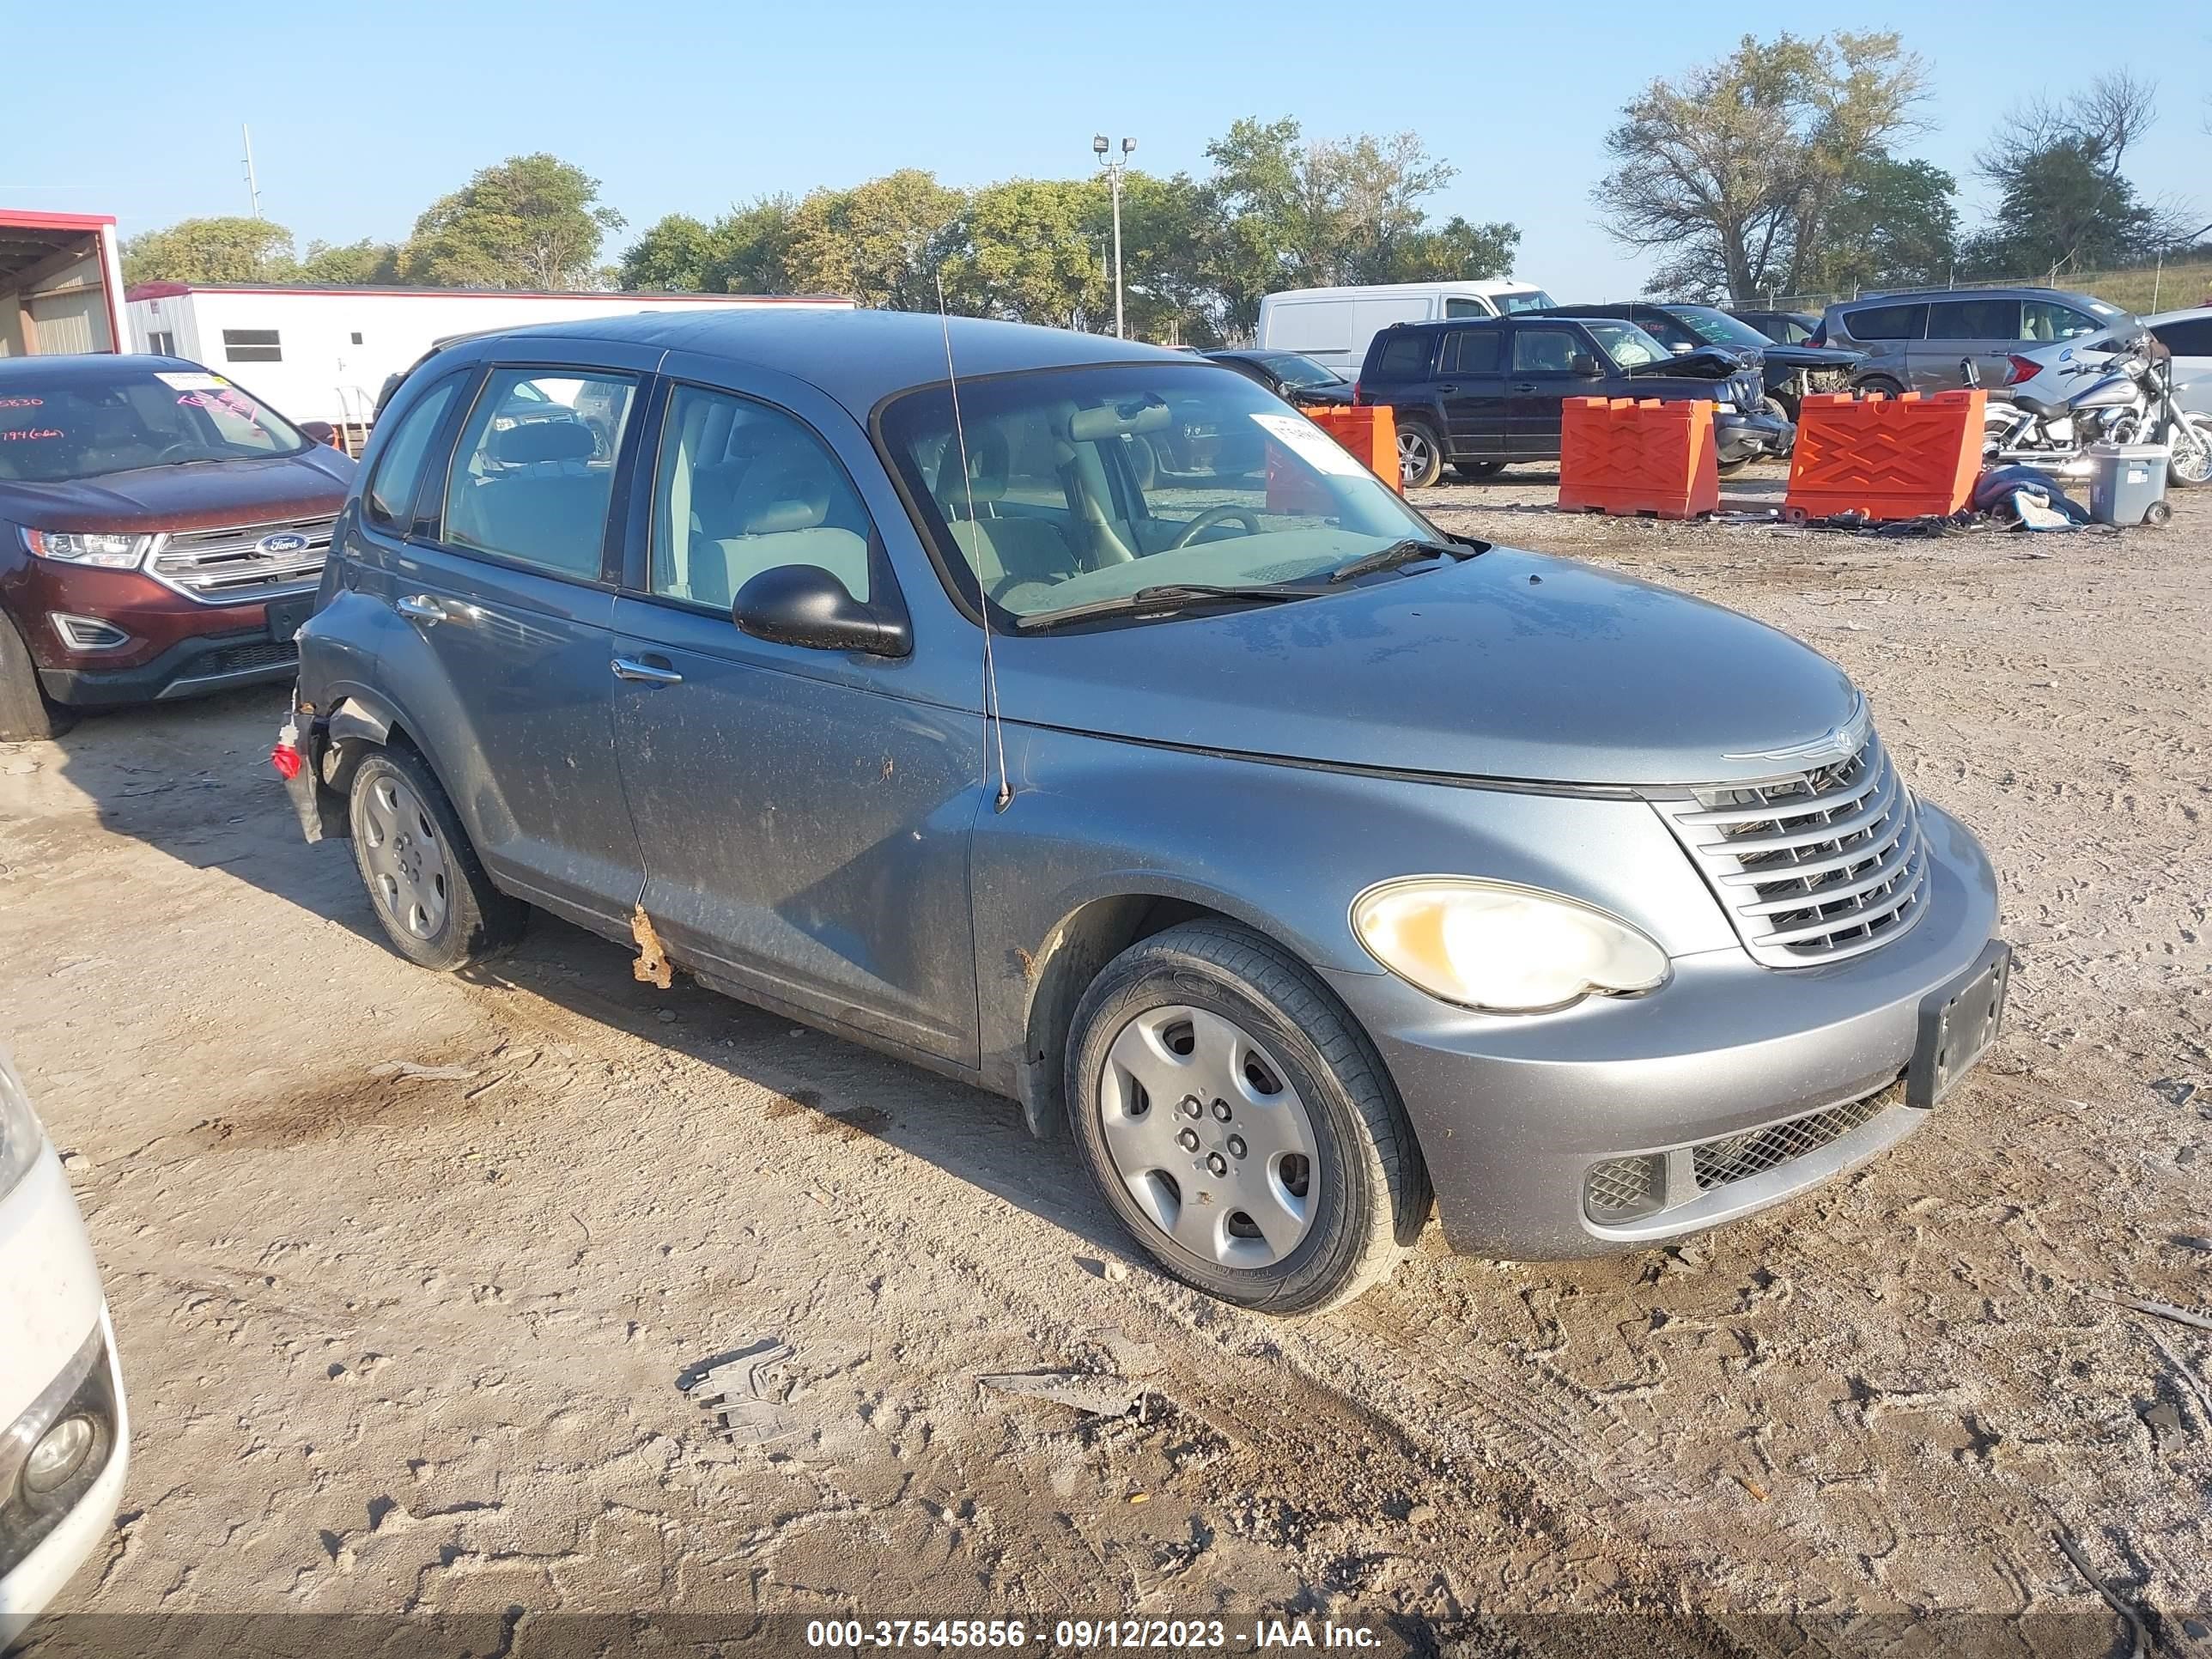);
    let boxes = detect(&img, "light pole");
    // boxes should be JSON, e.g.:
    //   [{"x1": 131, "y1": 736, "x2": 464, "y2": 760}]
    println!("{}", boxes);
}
[{"x1": 1094, "y1": 134, "x2": 1134, "y2": 338}]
